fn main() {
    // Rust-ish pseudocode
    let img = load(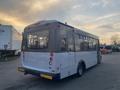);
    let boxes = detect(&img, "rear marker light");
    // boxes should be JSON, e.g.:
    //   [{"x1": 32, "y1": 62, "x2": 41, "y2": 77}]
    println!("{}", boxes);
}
[
  {"x1": 49, "y1": 52, "x2": 54, "y2": 65},
  {"x1": 49, "y1": 60, "x2": 52, "y2": 65}
]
